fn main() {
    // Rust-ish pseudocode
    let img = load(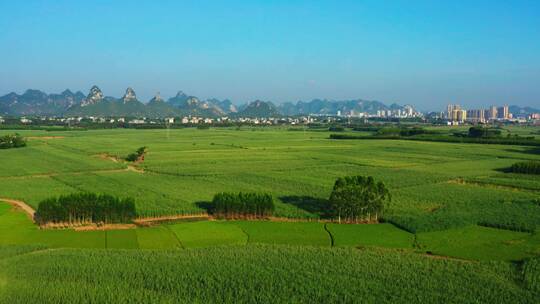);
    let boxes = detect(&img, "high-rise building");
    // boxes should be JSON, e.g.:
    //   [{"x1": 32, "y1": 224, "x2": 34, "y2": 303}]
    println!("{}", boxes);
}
[
  {"x1": 467, "y1": 109, "x2": 485, "y2": 123},
  {"x1": 447, "y1": 104, "x2": 461, "y2": 119},
  {"x1": 486, "y1": 106, "x2": 498, "y2": 120},
  {"x1": 497, "y1": 105, "x2": 509, "y2": 120}
]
